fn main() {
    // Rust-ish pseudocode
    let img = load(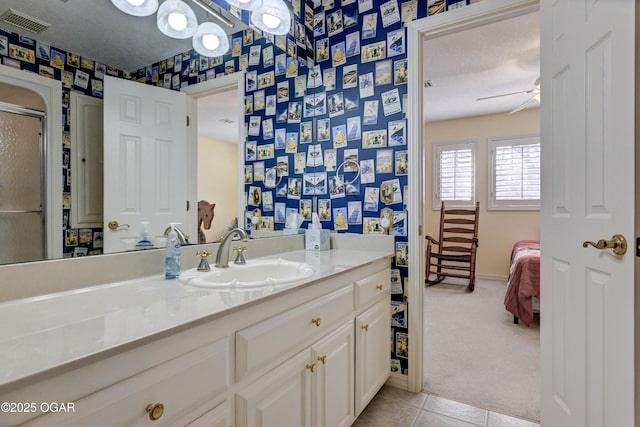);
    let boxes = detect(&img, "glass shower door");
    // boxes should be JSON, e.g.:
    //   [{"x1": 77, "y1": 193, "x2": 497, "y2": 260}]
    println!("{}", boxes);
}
[{"x1": 0, "y1": 108, "x2": 44, "y2": 264}]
